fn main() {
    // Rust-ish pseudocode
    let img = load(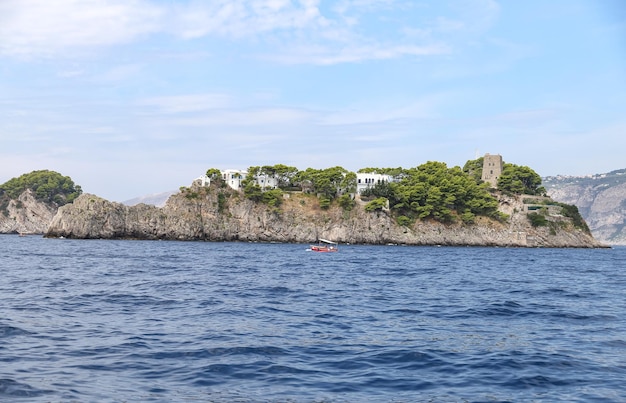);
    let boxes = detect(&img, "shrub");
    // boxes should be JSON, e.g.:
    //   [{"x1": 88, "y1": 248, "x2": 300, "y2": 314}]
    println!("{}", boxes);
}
[
  {"x1": 338, "y1": 194, "x2": 355, "y2": 211},
  {"x1": 528, "y1": 212, "x2": 548, "y2": 227},
  {"x1": 559, "y1": 203, "x2": 590, "y2": 233},
  {"x1": 396, "y1": 215, "x2": 412, "y2": 226},
  {"x1": 262, "y1": 189, "x2": 283, "y2": 207},
  {"x1": 319, "y1": 197, "x2": 331, "y2": 210},
  {"x1": 365, "y1": 197, "x2": 387, "y2": 212},
  {"x1": 460, "y1": 210, "x2": 475, "y2": 224},
  {"x1": 217, "y1": 193, "x2": 226, "y2": 213}
]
